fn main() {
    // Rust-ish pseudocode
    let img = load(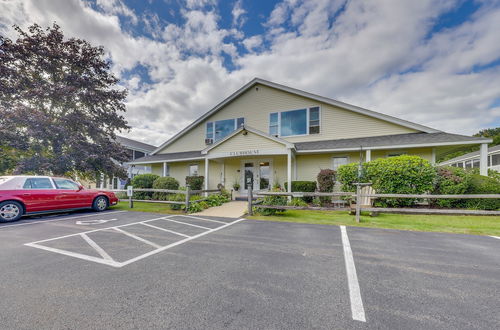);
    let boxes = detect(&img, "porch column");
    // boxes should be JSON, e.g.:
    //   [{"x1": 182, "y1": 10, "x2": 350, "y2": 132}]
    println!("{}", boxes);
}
[
  {"x1": 162, "y1": 162, "x2": 168, "y2": 177},
  {"x1": 365, "y1": 149, "x2": 371, "y2": 162},
  {"x1": 287, "y1": 149, "x2": 292, "y2": 193},
  {"x1": 204, "y1": 157, "x2": 209, "y2": 191},
  {"x1": 431, "y1": 148, "x2": 436, "y2": 165},
  {"x1": 293, "y1": 153, "x2": 297, "y2": 180},
  {"x1": 480, "y1": 143, "x2": 488, "y2": 176},
  {"x1": 221, "y1": 161, "x2": 225, "y2": 186}
]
